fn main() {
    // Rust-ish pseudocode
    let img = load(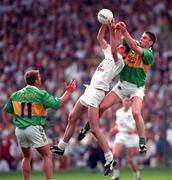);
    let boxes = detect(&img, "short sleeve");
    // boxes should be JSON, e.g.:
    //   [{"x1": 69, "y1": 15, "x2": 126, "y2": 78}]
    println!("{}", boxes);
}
[
  {"x1": 4, "y1": 97, "x2": 14, "y2": 113},
  {"x1": 142, "y1": 48, "x2": 153, "y2": 65},
  {"x1": 41, "y1": 91, "x2": 60, "y2": 110}
]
